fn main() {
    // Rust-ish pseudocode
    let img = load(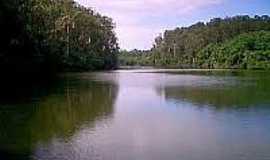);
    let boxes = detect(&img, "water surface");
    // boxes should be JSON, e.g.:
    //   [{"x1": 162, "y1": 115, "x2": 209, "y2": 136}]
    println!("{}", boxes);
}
[{"x1": 1, "y1": 69, "x2": 270, "y2": 160}]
